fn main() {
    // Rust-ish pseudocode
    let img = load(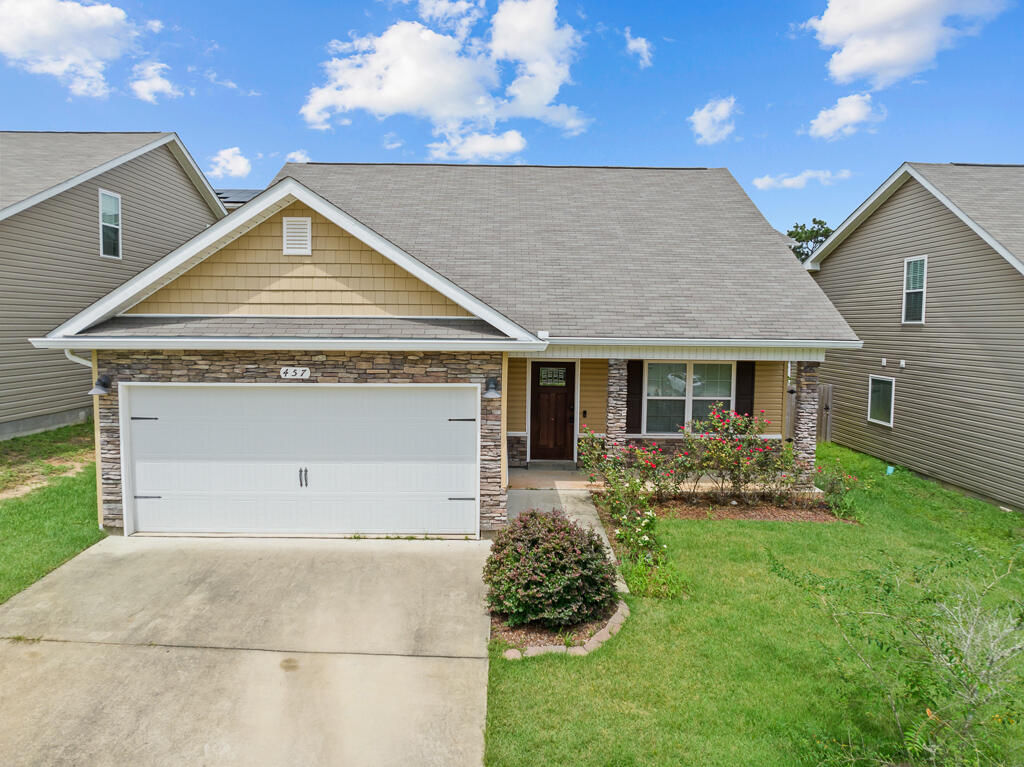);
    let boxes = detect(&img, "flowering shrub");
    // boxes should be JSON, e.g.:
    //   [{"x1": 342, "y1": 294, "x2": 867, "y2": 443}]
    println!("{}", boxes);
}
[
  {"x1": 686, "y1": 403, "x2": 779, "y2": 498},
  {"x1": 577, "y1": 426, "x2": 605, "y2": 481},
  {"x1": 484, "y1": 510, "x2": 618, "y2": 628},
  {"x1": 814, "y1": 458, "x2": 862, "y2": 518}
]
